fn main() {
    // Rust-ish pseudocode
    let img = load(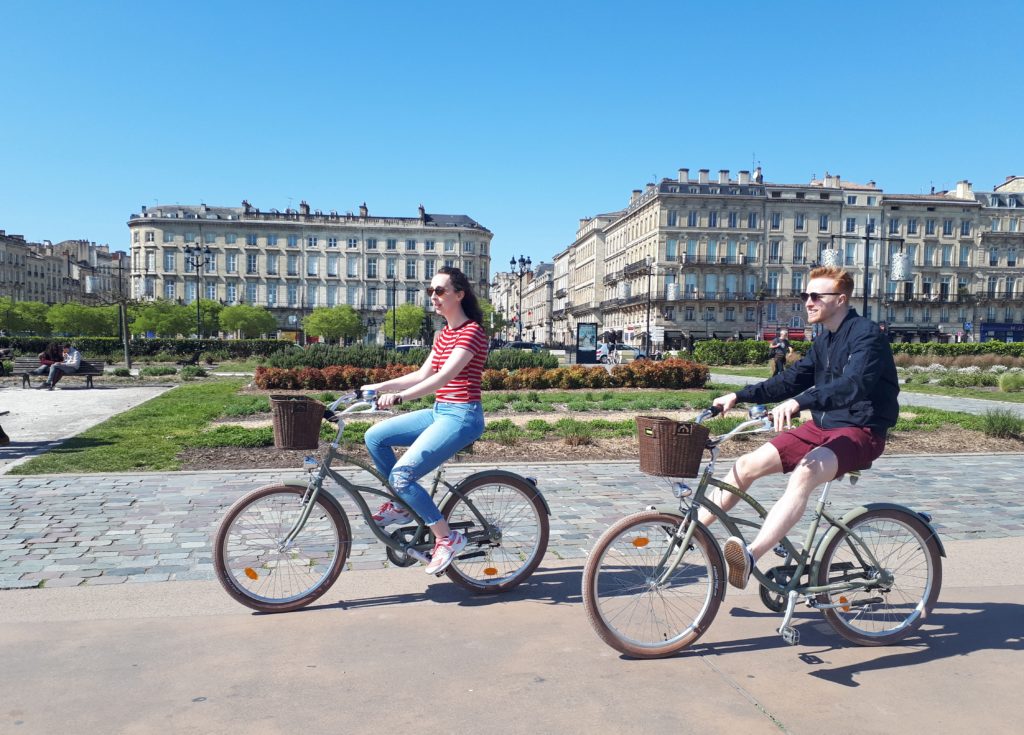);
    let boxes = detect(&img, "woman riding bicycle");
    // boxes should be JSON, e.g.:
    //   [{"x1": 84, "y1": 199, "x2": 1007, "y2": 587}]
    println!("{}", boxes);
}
[{"x1": 361, "y1": 266, "x2": 489, "y2": 575}]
